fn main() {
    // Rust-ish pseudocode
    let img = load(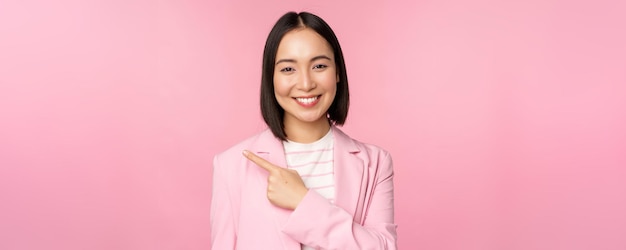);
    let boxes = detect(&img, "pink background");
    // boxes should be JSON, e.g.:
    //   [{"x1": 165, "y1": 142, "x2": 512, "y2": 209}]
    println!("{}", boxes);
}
[{"x1": 1, "y1": 0, "x2": 625, "y2": 249}]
